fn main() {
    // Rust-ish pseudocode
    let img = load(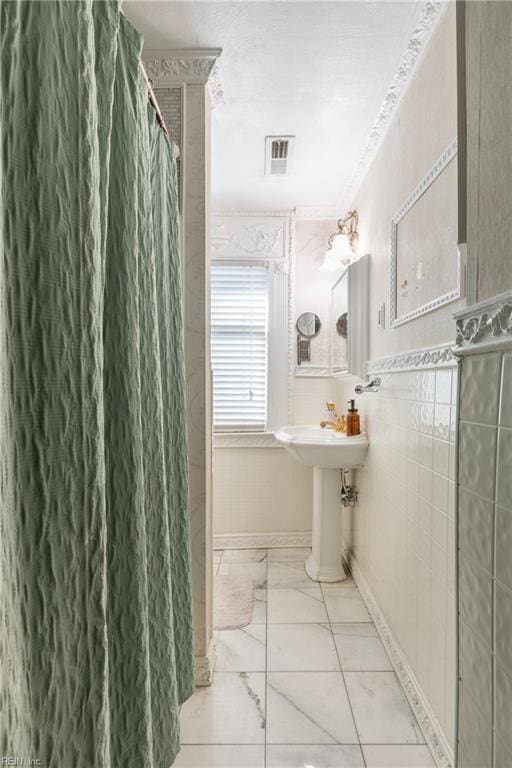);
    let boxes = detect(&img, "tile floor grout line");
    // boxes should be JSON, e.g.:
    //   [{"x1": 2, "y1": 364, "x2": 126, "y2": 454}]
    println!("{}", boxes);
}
[
  {"x1": 179, "y1": 740, "x2": 430, "y2": 745},
  {"x1": 185, "y1": 549, "x2": 434, "y2": 766},
  {"x1": 320, "y1": 579, "x2": 369, "y2": 768}
]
